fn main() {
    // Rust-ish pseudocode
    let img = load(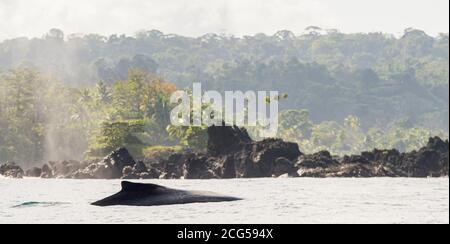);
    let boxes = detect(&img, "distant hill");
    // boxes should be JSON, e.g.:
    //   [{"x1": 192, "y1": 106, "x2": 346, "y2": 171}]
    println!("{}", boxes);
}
[{"x1": 0, "y1": 29, "x2": 448, "y2": 131}]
